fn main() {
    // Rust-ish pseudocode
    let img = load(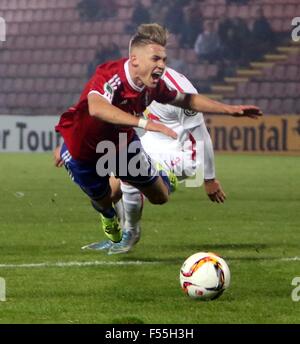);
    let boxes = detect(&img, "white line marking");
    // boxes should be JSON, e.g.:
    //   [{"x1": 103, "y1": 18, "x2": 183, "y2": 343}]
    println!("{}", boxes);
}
[
  {"x1": 0, "y1": 257, "x2": 299, "y2": 269},
  {"x1": 0, "y1": 260, "x2": 160, "y2": 269},
  {"x1": 282, "y1": 257, "x2": 300, "y2": 261}
]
